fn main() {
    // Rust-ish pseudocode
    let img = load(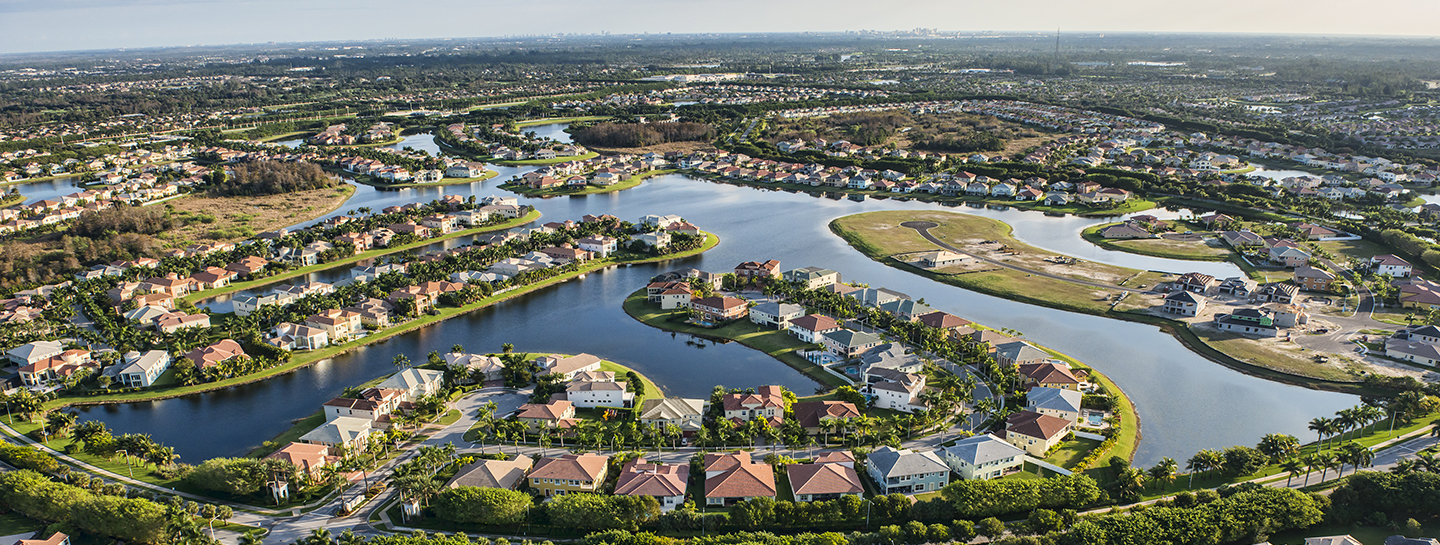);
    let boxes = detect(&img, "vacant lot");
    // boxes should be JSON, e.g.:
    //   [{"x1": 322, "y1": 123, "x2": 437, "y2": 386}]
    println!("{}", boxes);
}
[{"x1": 165, "y1": 185, "x2": 354, "y2": 244}]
